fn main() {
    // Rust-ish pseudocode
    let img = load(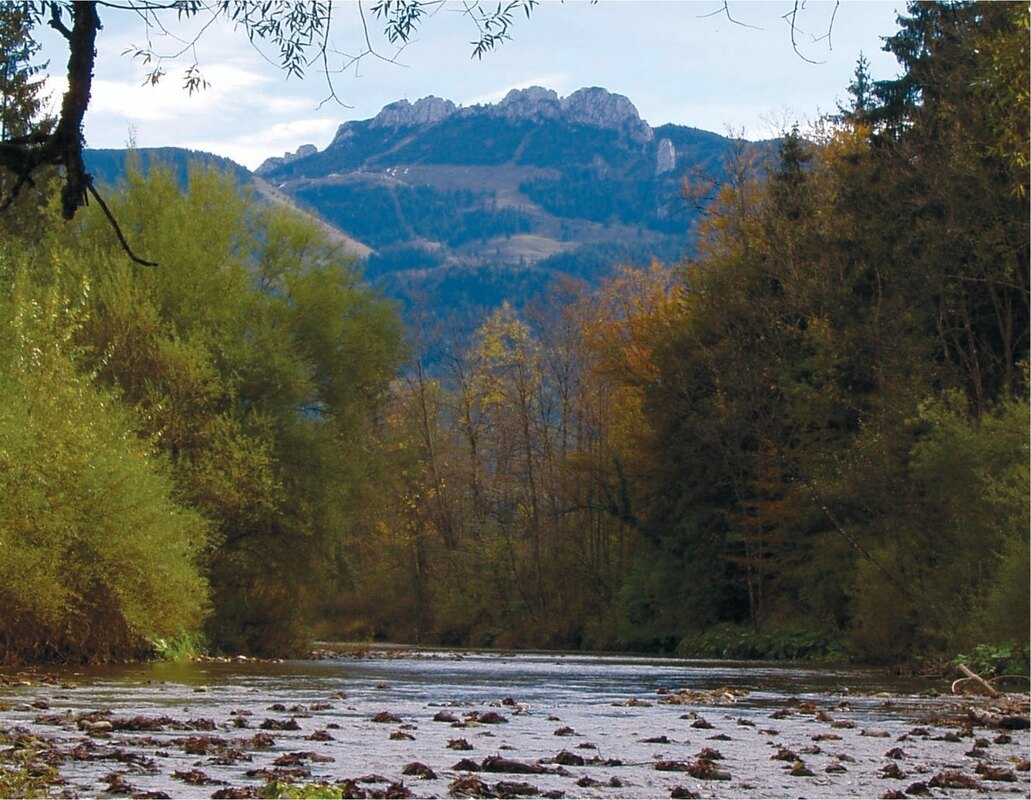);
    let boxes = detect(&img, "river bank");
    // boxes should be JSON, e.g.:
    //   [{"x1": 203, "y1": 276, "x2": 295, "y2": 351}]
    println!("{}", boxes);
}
[{"x1": 1, "y1": 650, "x2": 1028, "y2": 798}]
